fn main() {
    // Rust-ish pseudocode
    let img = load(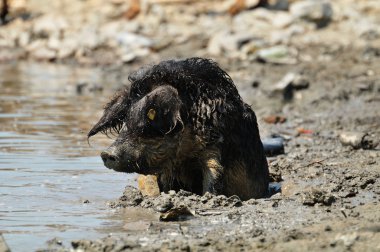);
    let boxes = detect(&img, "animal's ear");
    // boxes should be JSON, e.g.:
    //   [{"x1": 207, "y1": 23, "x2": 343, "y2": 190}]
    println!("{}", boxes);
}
[
  {"x1": 146, "y1": 86, "x2": 184, "y2": 135},
  {"x1": 87, "y1": 87, "x2": 130, "y2": 138}
]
